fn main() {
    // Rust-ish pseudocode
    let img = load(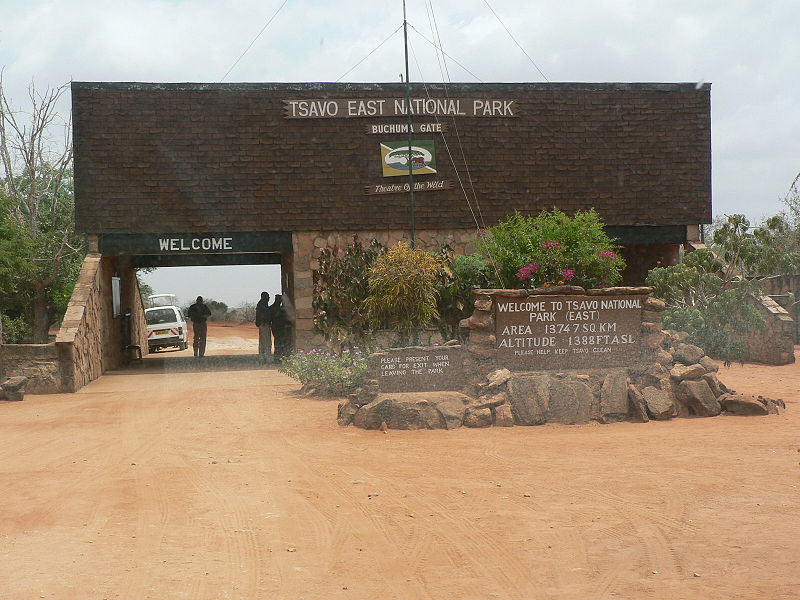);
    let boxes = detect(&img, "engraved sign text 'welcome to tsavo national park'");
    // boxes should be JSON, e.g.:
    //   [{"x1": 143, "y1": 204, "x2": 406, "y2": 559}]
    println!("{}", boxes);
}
[{"x1": 494, "y1": 295, "x2": 644, "y2": 369}]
